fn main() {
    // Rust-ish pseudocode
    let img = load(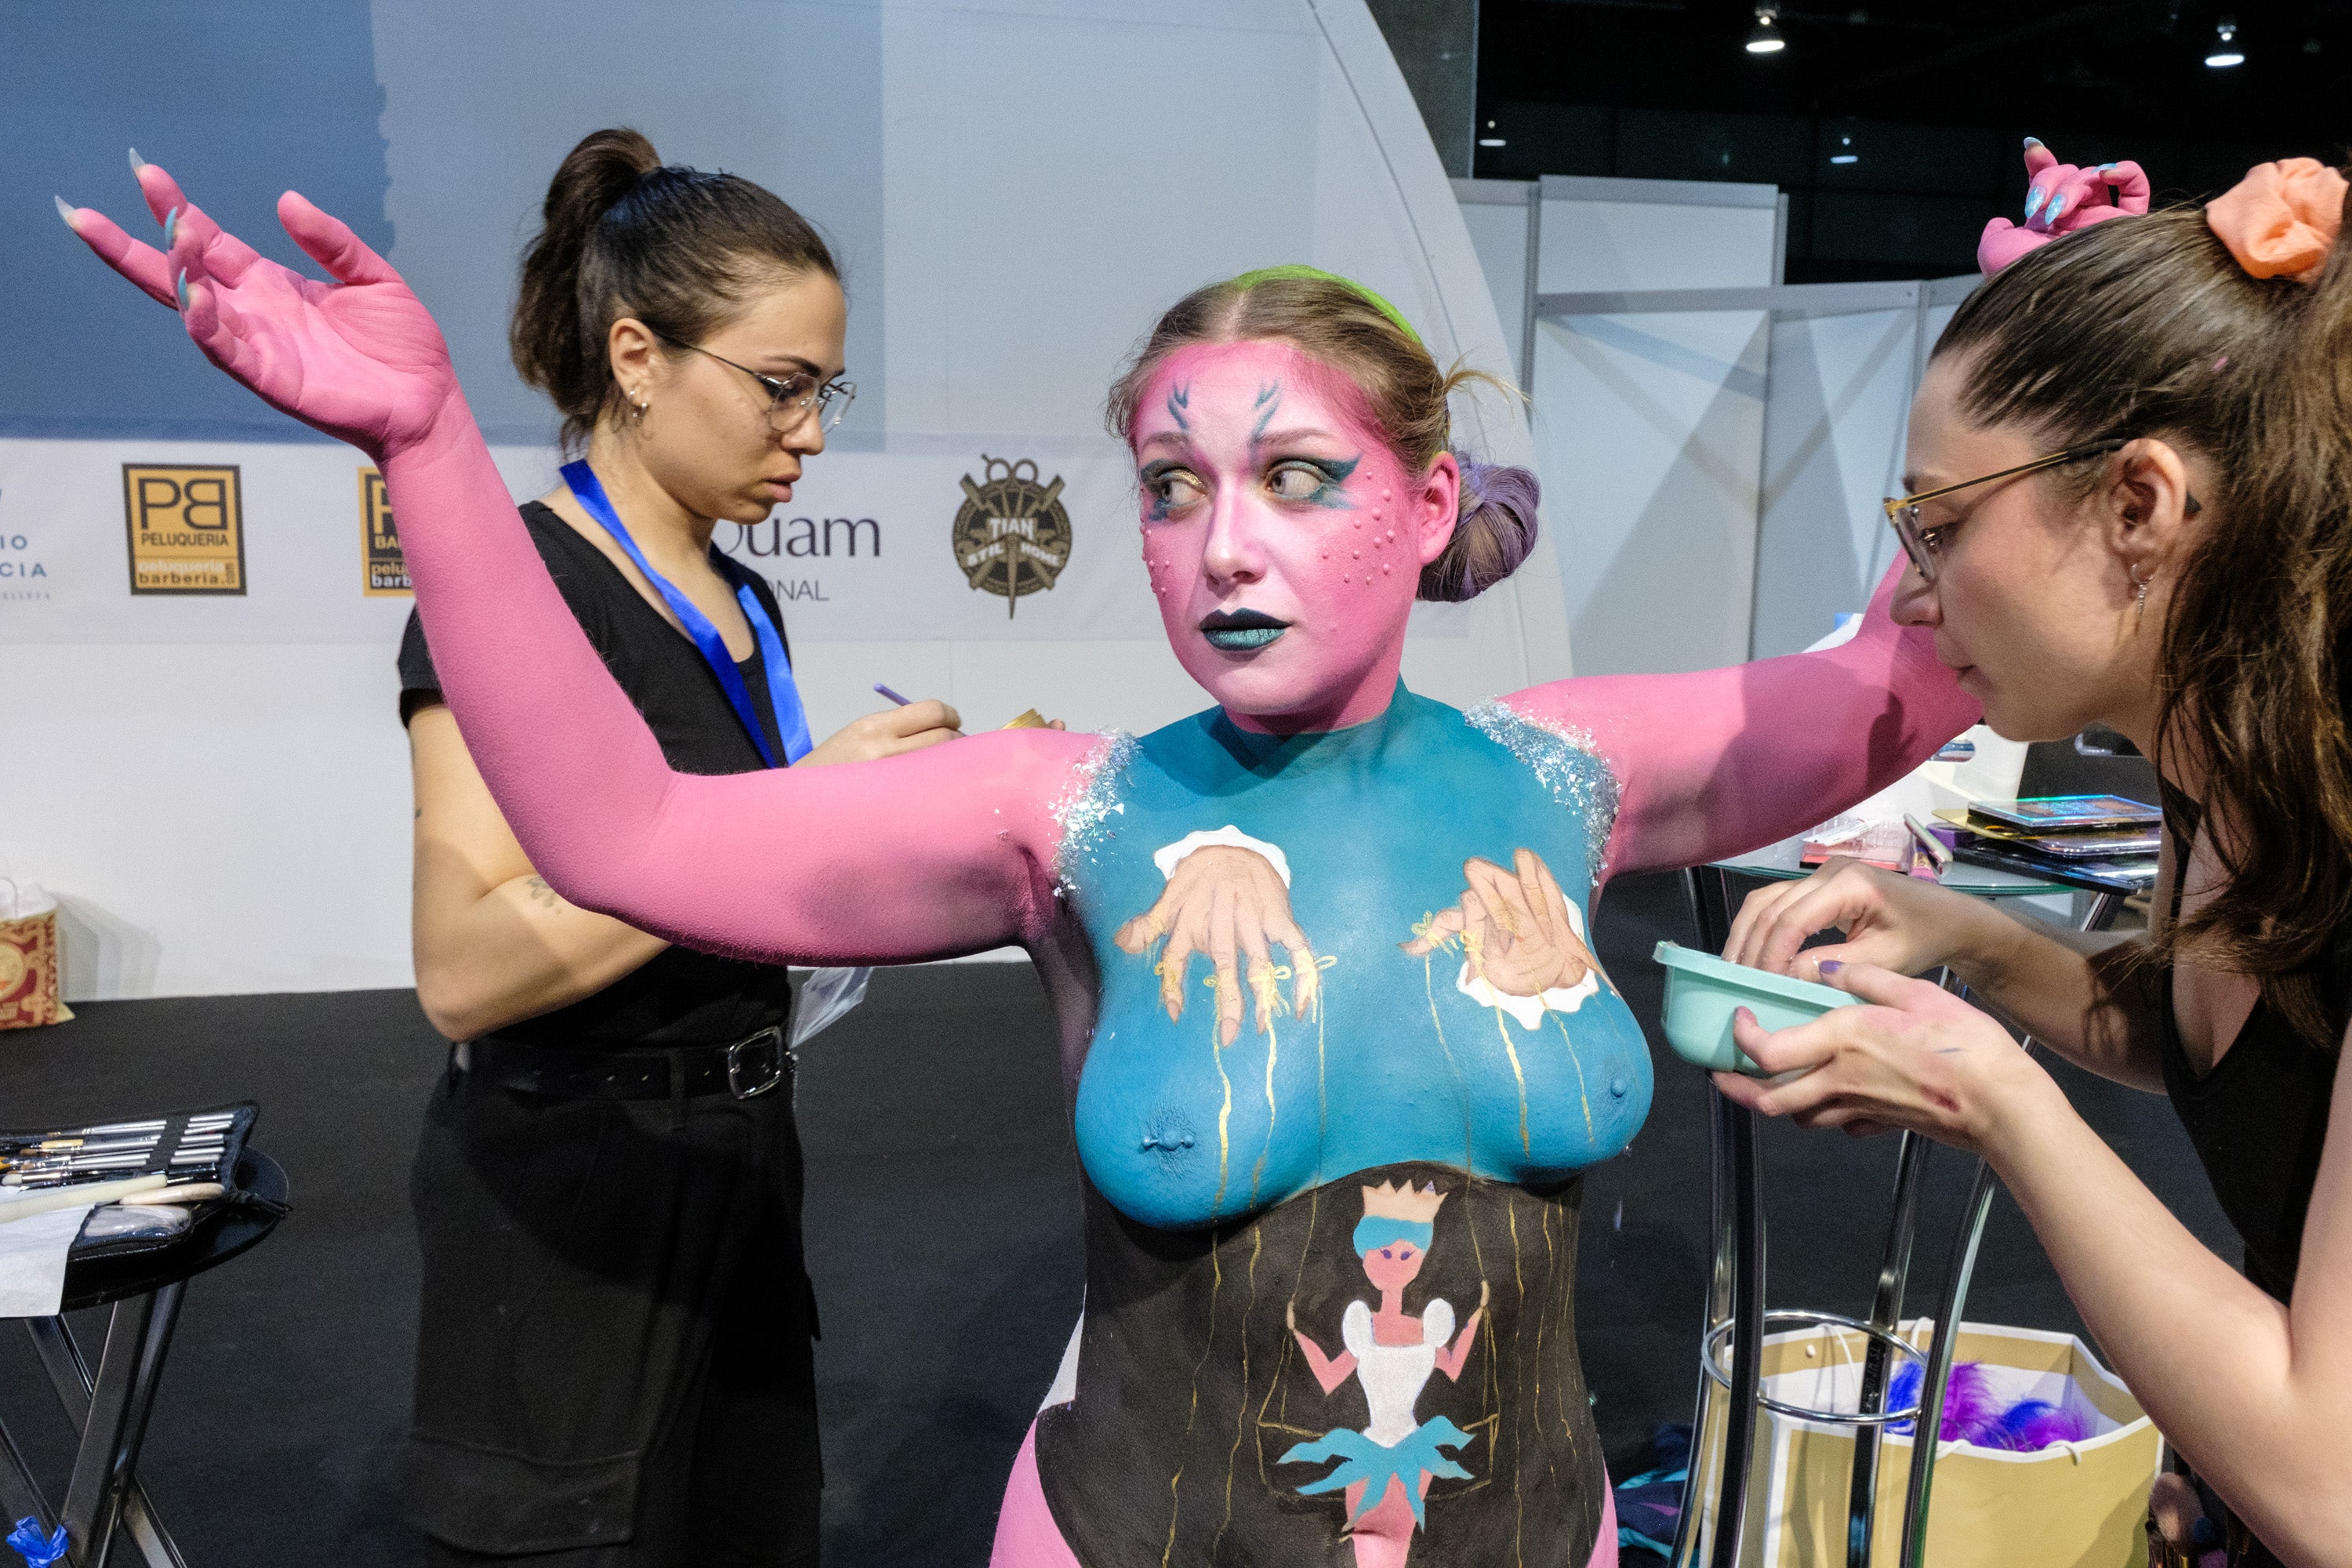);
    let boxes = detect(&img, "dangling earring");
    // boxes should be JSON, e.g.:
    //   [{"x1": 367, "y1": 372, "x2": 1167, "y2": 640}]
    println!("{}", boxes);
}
[
  {"x1": 627, "y1": 387, "x2": 648, "y2": 423},
  {"x1": 2131, "y1": 566, "x2": 2149, "y2": 626}
]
